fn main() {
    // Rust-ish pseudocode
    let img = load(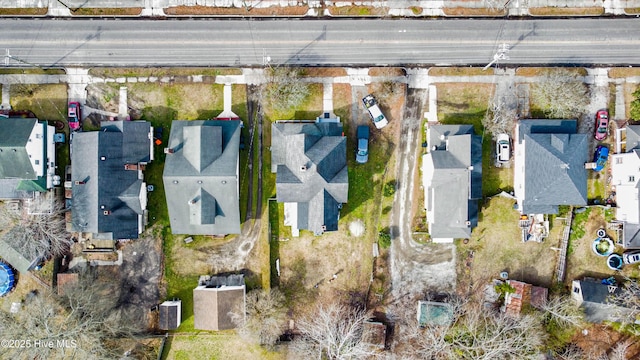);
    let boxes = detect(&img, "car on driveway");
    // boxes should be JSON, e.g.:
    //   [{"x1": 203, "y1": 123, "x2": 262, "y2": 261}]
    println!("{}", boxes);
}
[
  {"x1": 594, "y1": 109, "x2": 609, "y2": 141},
  {"x1": 593, "y1": 145, "x2": 609, "y2": 172},
  {"x1": 623, "y1": 250, "x2": 640, "y2": 264},
  {"x1": 496, "y1": 133, "x2": 510, "y2": 164},
  {"x1": 68, "y1": 101, "x2": 81, "y2": 131},
  {"x1": 362, "y1": 94, "x2": 388, "y2": 129},
  {"x1": 356, "y1": 125, "x2": 369, "y2": 164}
]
